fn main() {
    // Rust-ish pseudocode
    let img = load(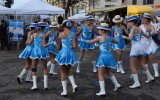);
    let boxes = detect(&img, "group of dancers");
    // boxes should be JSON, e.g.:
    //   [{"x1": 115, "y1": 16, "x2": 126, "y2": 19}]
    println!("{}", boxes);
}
[{"x1": 17, "y1": 13, "x2": 159, "y2": 96}]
